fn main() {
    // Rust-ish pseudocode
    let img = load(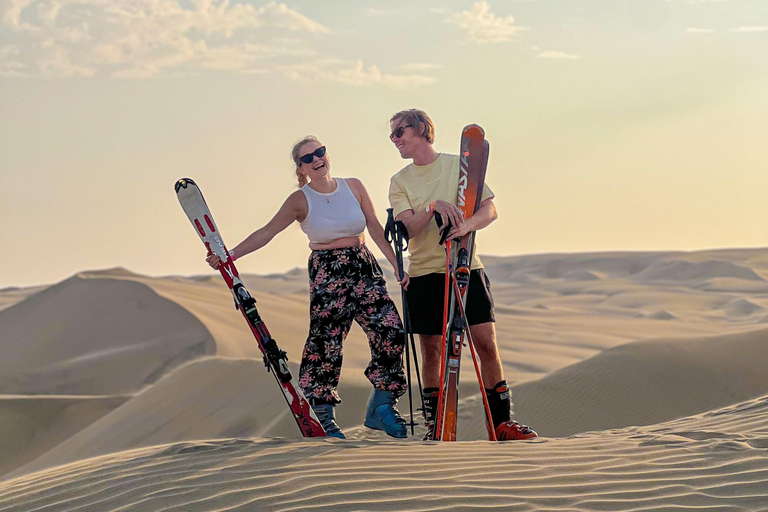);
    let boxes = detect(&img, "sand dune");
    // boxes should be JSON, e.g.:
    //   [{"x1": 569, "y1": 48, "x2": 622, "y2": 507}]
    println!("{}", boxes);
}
[
  {"x1": 0, "y1": 273, "x2": 215, "y2": 395},
  {"x1": 6, "y1": 357, "x2": 473, "y2": 480},
  {"x1": 0, "y1": 395, "x2": 130, "y2": 478},
  {"x1": 723, "y1": 298, "x2": 766, "y2": 318},
  {"x1": 2, "y1": 247, "x2": 768, "y2": 510},
  {"x1": 2, "y1": 393, "x2": 768, "y2": 511},
  {"x1": 512, "y1": 326, "x2": 768, "y2": 438},
  {"x1": 633, "y1": 259, "x2": 764, "y2": 283},
  {"x1": 0, "y1": 286, "x2": 46, "y2": 313}
]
